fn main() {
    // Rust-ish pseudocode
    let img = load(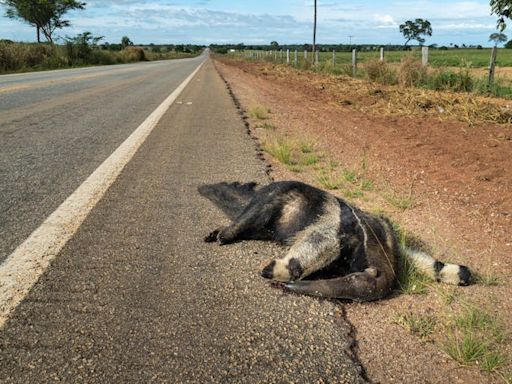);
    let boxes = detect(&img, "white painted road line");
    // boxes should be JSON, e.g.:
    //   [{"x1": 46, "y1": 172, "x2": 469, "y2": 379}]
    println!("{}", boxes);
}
[{"x1": 0, "y1": 60, "x2": 205, "y2": 328}]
